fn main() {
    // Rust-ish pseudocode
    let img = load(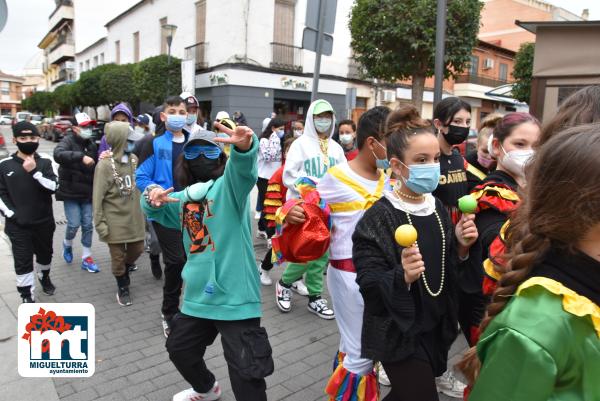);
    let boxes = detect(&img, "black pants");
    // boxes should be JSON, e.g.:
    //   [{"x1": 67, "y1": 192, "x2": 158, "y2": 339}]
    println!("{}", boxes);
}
[
  {"x1": 166, "y1": 313, "x2": 272, "y2": 401},
  {"x1": 5, "y1": 219, "x2": 55, "y2": 280},
  {"x1": 382, "y1": 358, "x2": 439, "y2": 401},
  {"x1": 457, "y1": 289, "x2": 487, "y2": 346},
  {"x1": 152, "y1": 221, "x2": 186, "y2": 322},
  {"x1": 256, "y1": 177, "x2": 269, "y2": 231},
  {"x1": 260, "y1": 227, "x2": 276, "y2": 271}
]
